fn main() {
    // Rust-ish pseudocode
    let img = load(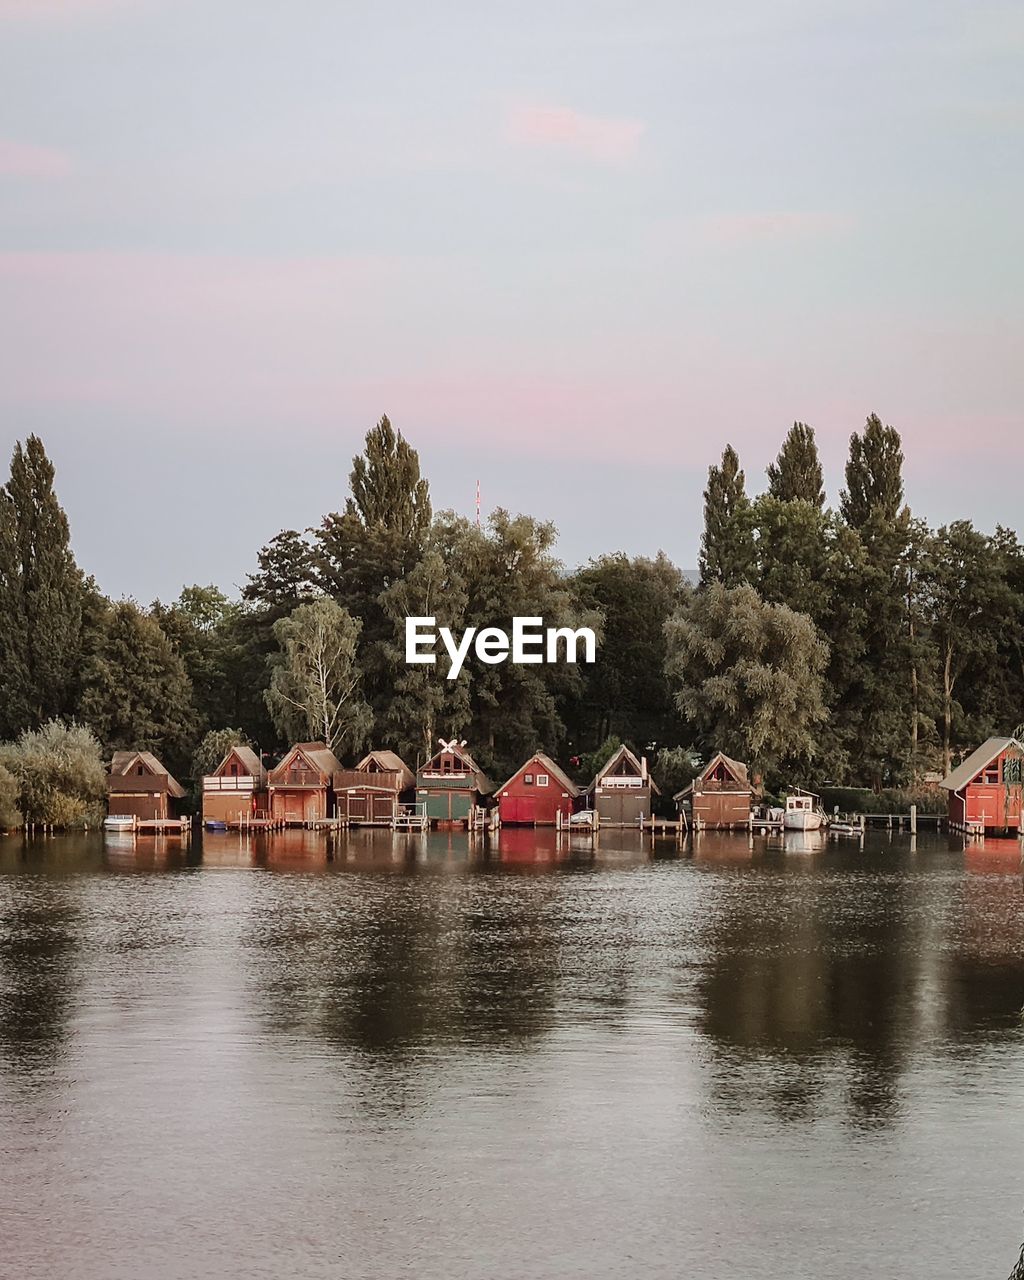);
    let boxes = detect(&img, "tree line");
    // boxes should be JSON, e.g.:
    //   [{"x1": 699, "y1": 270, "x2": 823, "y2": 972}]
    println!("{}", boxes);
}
[{"x1": 0, "y1": 415, "x2": 1018, "y2": 825}]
